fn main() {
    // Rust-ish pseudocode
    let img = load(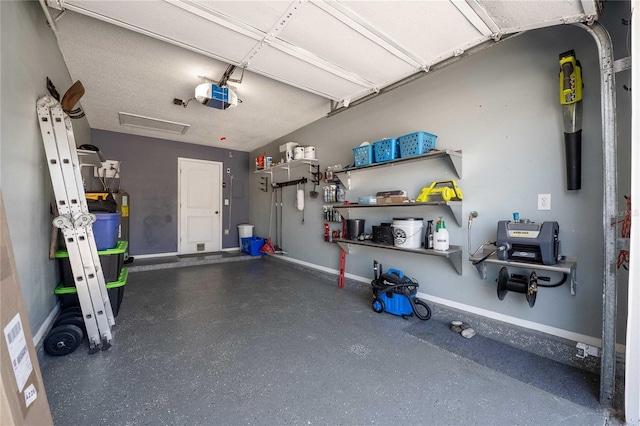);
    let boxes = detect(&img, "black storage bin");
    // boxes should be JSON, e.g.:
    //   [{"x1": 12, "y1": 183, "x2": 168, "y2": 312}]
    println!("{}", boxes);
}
[
  {"x1": 54, "y1": 268, "x2": 128, "y2": 317},
  {"x1": 56, "y1": 241, "x2": 127, "y2": 286},
  {"x1": 372, "y1": 225, "x2": 394, "y2": 245}
]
